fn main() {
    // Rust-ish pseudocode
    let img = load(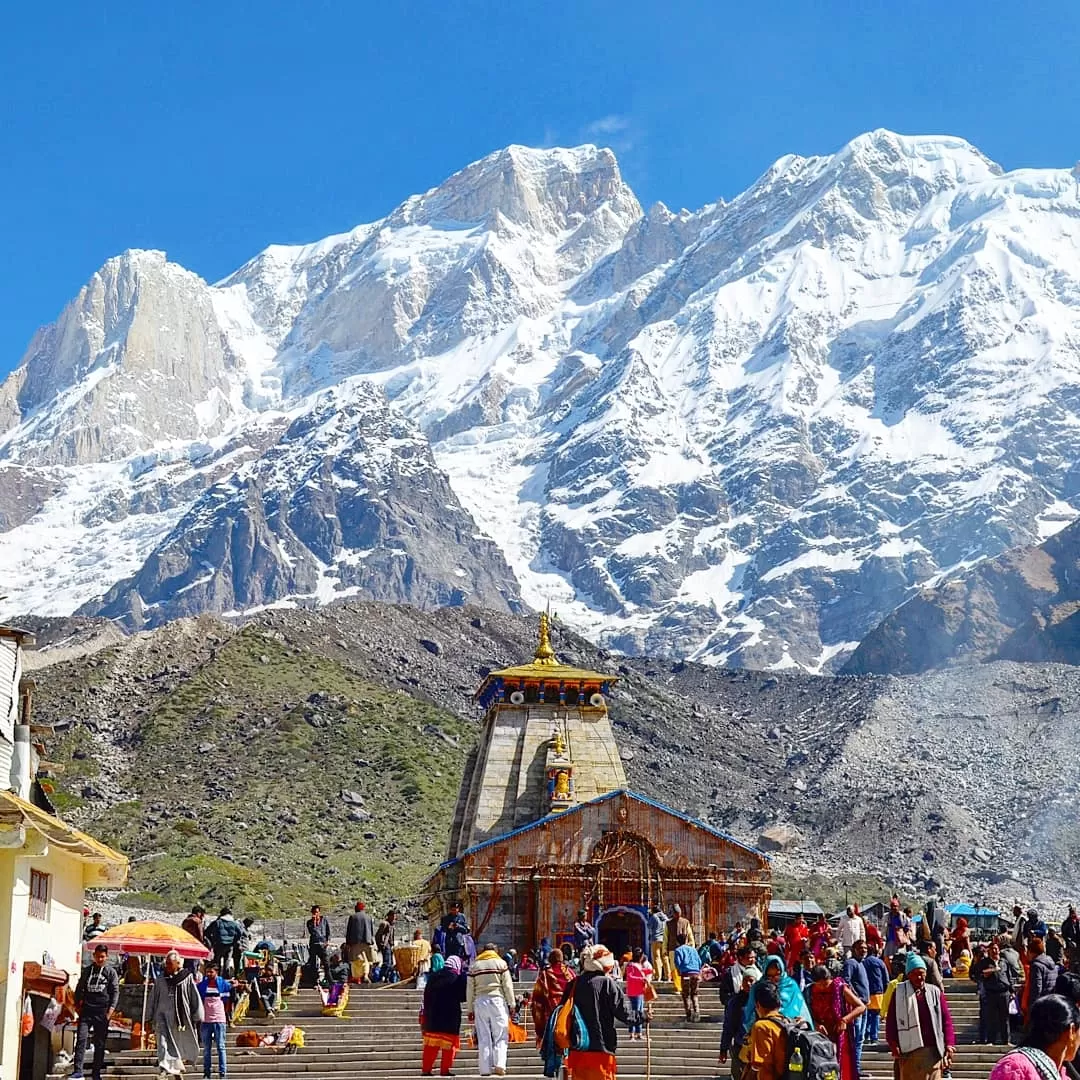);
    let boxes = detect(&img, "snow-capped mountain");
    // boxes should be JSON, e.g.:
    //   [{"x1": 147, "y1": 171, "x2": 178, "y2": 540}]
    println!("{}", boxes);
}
[{"x1": 4, "y1": 132, "x2": 1080, "y2": 669}]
